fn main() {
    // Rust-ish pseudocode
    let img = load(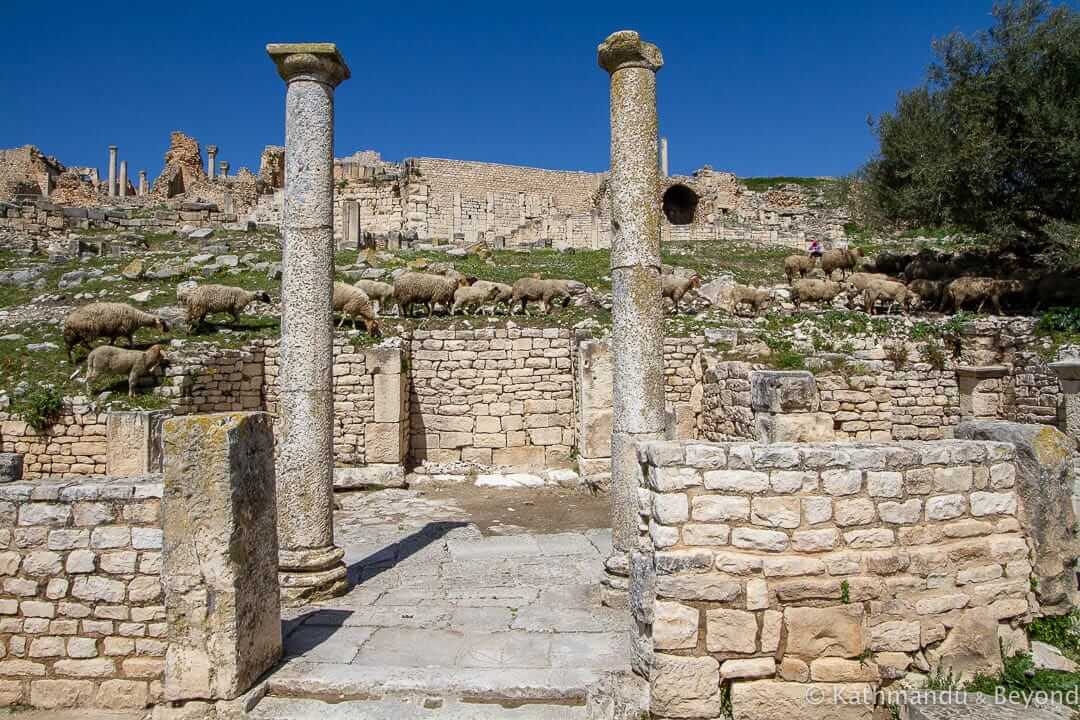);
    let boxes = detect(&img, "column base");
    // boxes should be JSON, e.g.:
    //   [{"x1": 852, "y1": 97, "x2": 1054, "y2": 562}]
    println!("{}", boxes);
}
[
  {"x1": 601, "y1": 551, "x2": 629, "y2": 608},
  {"x1": 279, "y1": 545, "x2": 349, "y2": 605}
]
